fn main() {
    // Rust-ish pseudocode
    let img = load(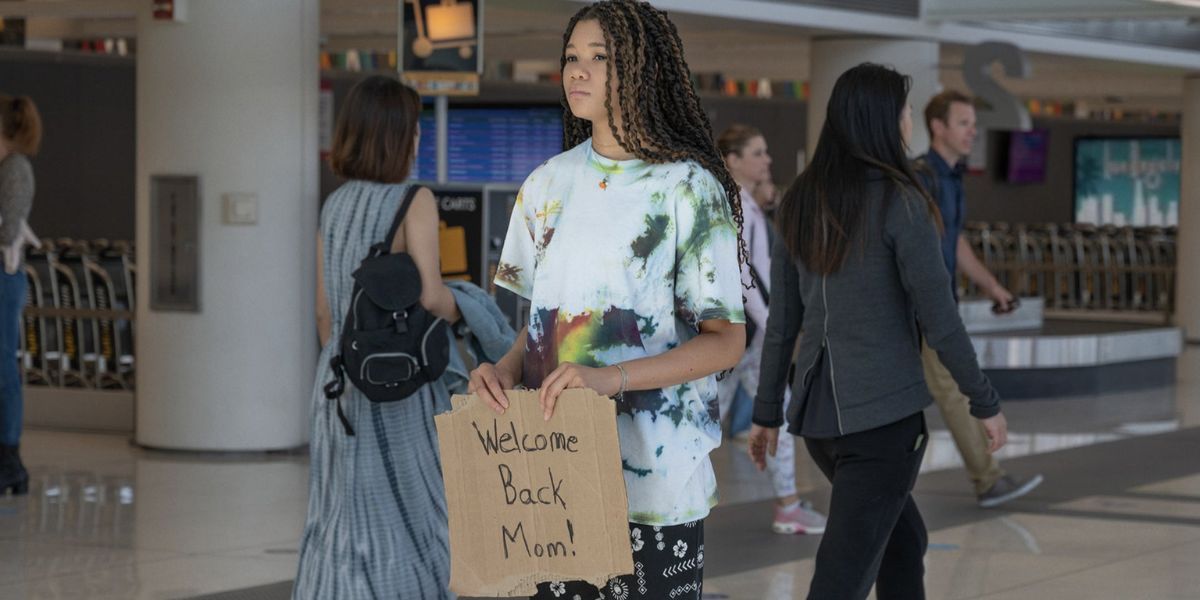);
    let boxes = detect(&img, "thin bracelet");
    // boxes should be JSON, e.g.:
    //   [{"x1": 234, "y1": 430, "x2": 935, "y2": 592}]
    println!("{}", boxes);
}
[{"x1": 614, "y1": 363, "x2": 628, "y2": 399}]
